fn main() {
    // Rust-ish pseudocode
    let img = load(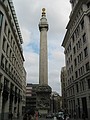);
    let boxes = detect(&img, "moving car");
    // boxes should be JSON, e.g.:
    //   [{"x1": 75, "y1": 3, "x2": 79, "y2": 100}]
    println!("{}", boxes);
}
[{"x1": 57, "y1": 112, "x2": 64, "y2": 120}]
